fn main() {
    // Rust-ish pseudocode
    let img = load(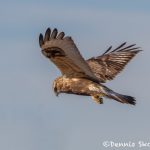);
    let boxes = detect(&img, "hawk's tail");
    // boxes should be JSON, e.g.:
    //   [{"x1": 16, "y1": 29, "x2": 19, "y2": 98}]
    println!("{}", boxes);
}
[{"x1": 102, "y1": 85, "x2": 136, "y2": 105}]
